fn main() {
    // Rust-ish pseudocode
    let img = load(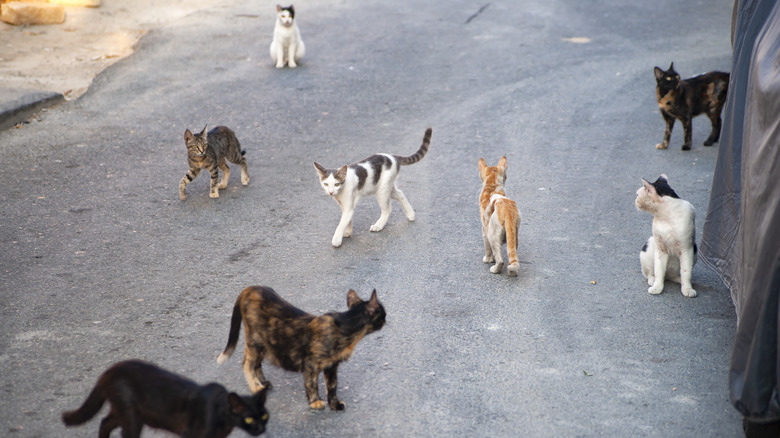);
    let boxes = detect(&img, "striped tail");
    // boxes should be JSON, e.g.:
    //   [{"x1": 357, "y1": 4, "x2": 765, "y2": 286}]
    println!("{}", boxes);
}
[
  {"x1": 217, "y1": 299, "x2": 244, "y2": 364},
  {"x1": 396, "y1": 127, "x2": 432, "y2": 165},
  {"x1": 62, "y1": 386, "x2": 105, "y2": 426},
  {"x1": 506, "y1": 213, "x2": 521, "y2": 277}
]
